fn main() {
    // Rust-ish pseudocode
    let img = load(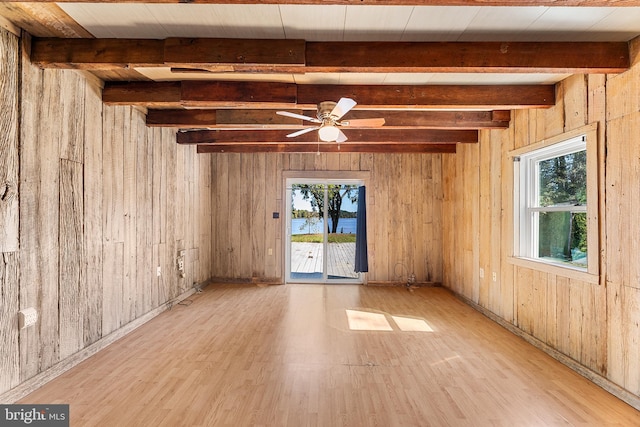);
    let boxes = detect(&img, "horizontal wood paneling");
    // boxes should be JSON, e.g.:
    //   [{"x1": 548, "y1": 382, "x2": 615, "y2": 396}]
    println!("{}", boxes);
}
[
  {"x1": 443, "y1": 64, "x2": 640, "y2": 404},
  {"x1": 0, "y1": 28, "x2": 214, "y2": 397}
]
